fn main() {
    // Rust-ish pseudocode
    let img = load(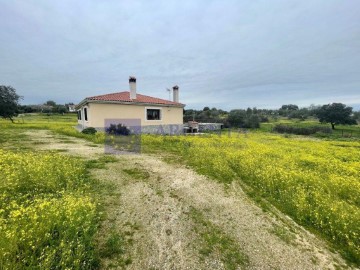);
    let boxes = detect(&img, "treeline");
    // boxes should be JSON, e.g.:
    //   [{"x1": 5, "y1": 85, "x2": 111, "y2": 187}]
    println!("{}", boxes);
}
[
  {"x1": 184, "y1": 104, "x2": 319, "y2": 128},
  {"x1": 18, "y1": 101, "x2": 75, "y2": 114},
  {"x1": 184, "y1": 104, "x2": 360, "y2": 128}
]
